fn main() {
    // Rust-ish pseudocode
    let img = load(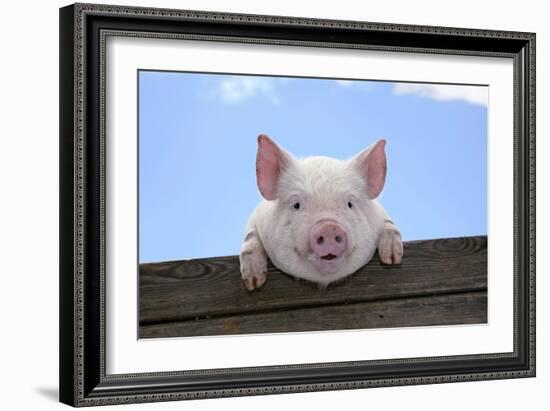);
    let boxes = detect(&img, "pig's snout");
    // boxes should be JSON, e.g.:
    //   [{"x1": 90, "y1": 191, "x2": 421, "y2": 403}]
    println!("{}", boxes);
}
[{"x1": 310, "y1": 222, "x2": 348, "y2": 260}]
